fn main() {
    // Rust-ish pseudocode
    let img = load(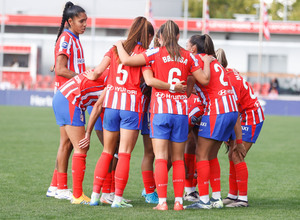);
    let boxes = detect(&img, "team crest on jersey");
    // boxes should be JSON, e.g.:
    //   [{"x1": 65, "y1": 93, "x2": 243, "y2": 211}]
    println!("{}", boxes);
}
[{"x1": 61, "y1": 41, "x2": 68, "y2": 49}]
